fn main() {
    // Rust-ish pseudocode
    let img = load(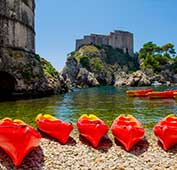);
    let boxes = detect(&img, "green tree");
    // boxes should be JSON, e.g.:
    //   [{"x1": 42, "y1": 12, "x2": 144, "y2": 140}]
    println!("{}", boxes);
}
[
  {"x1": 138, "y1": 42, "x2": 177, "y2": 73},
  {"x1": 138, "y1": 42, "x2": 159, "y2": 59},
  {"x1": 161, "y1": 43, "x2": 176, "y2": 57},
  {"x1": 143, "y1": 53, "x2": 160, "y2": 72}
]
